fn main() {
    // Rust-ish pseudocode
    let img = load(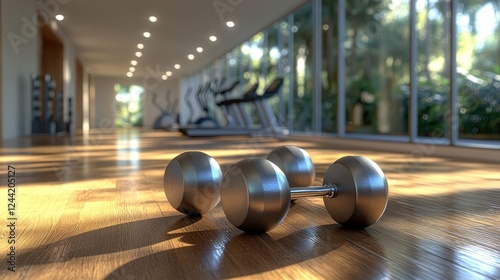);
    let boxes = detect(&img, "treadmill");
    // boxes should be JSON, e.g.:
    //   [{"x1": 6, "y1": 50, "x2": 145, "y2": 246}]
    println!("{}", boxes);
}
[
  {"x1": 179, "y1": 78, "x2": 285, "y2": 137},
  {"x1": 178, "y1": 81, "x2": 256, "y2": 137}
]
